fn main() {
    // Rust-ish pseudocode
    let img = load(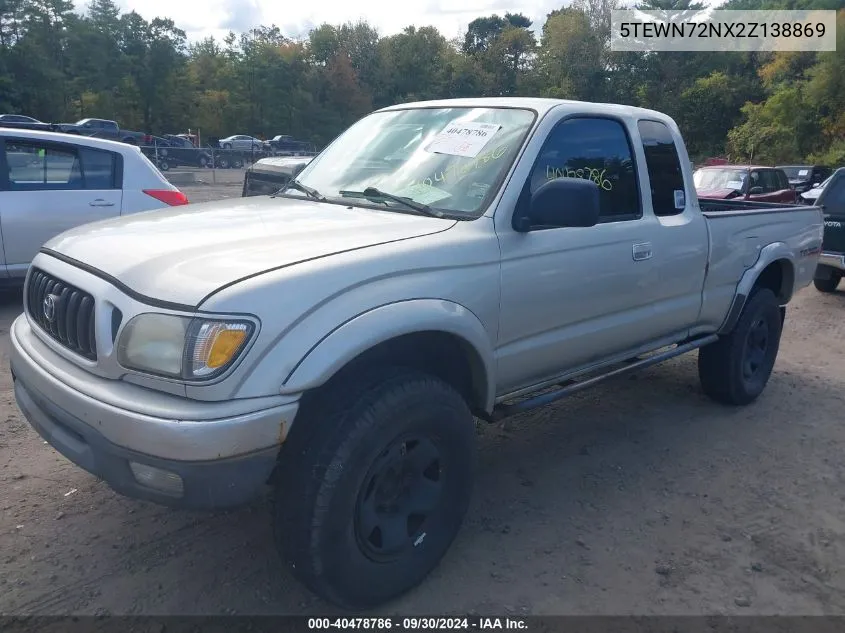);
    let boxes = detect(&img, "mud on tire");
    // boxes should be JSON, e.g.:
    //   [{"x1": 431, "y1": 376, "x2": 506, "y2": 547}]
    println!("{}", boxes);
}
[
  {"x1": 272, "y1": 368, "x2": 477, "y2": 610},
  {"x1": 698, "y1": 287, "x2": 783, "y2": 406}
]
